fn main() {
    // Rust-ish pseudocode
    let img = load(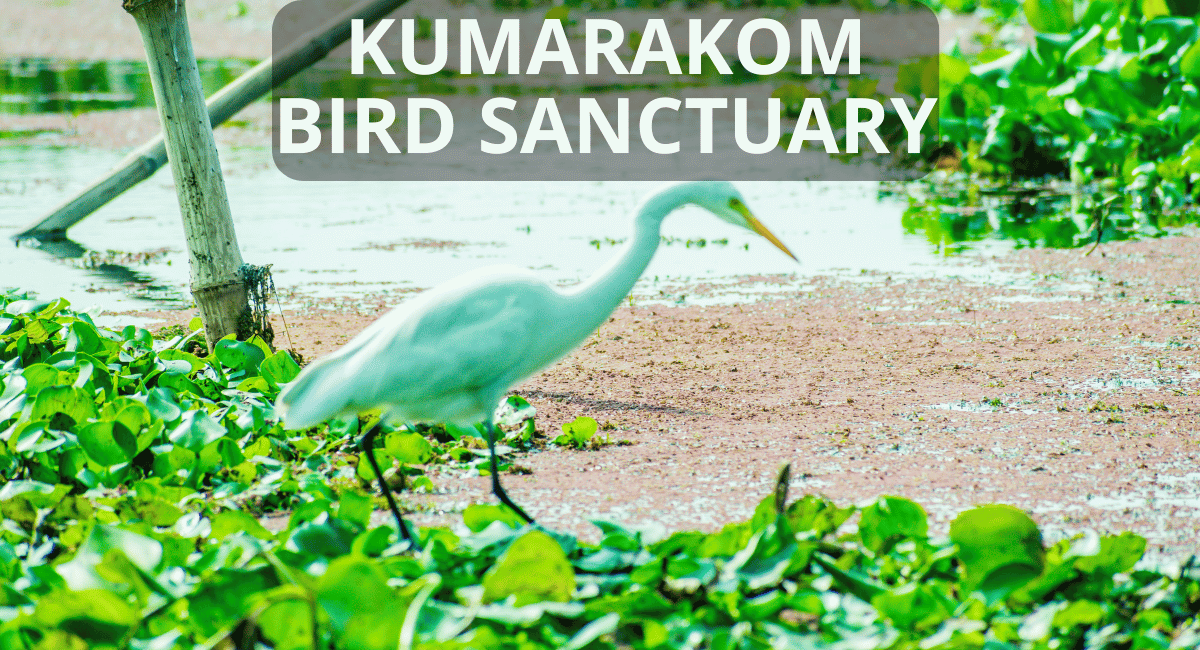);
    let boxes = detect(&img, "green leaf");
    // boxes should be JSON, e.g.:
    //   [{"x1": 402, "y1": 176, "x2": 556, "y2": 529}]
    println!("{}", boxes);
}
[
  {"x1": 214, "y1": 338, "x2": 266, "y2": 373},
  {"x1": 562, "y1": 613, "x2": 620, "y2": 650},
  {"x1": 1053, "y1": 599, "x2": 1106, "y2": 627},
  {"x1": 859, "y1": 496, "x2": 928, "y2": 554},
  {"x1": 1025, "y1": 0, "x2": 1075, "y2": 33},
  {"x1": 65, "y1": 321, "x2": 103, "y2": 355},
  {"x1": 384, "y1": 430, "x2": 433, "y2": 464},
  {"x1": 168, "y1": 410, "x2": 226, "y2": 452},
  {"x1": 872, "y1": 583, "x2": 953, "y2": 630},
  {"x1": 482, "y1": 529, "x2": 576, "y2": 606},
  {"x1": 463, "y1": 504, "x2": 527, "y2": 533},
  {"x1": 19, "y1": 364, "x2": 61, "y2": 394},
  {"x1": 145, "y1": 388, "x2": 182, "y2": 422},
  {"x1": 210, "y1": 510, "x2": 274, "y2": 540},
  {"x1": 1180, "y1": 39, "x2": 1200, "y2": 78},
  {"x1": 950, "y1": 505, "x2": 1045, "y2": 595},
  {"x1": 30, "y1": 385, "x2": 96, "y2": 425},
  {"x1": 76, "y1": 422, "x2": 138, "y2": 467},
  {"x1": 317, "y1": 556, "x2": 404, "y2": 648},
  {"x1": 32, "y1": 589, "x2": 139, "y2": 643},
  {"x1": 56, "y1": 524, "x2": 162, "y2": 591},
  {"x1": 336, "y1": 490, "x2": 373, "y2": 528},
  {"x1": 259, "y1": 597, "x2": 315, "y2": 650},
  {"x1": 1074, "y1": 531, "x2": 1146, "y2": 575},
  {"x1": 158, "y1": 349, "x2": 204, "y2": 374},
  {"x1": 1142, "y1": 0, "x2": 1171, "y2": 18},
  {"x1": 260, "y1": 350, "x2": 301, "y2": 387}
]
